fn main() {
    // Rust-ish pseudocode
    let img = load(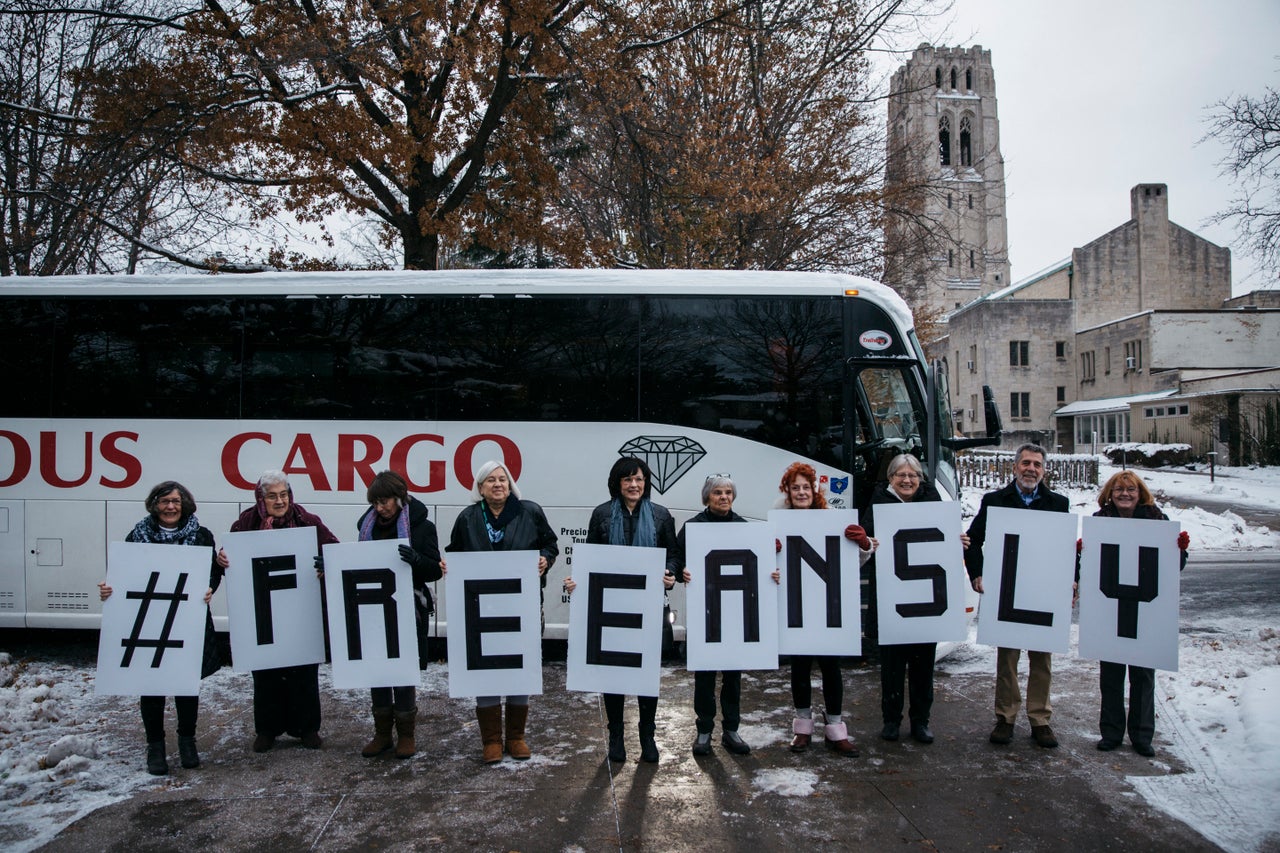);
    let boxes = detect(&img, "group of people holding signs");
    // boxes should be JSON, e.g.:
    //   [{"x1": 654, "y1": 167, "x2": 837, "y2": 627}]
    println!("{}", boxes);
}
[{"x1": 97, "y1": 443, "x2": 1187, "y2": 777}]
